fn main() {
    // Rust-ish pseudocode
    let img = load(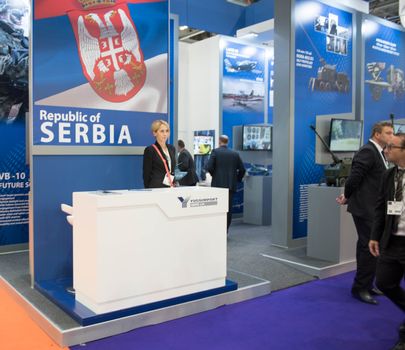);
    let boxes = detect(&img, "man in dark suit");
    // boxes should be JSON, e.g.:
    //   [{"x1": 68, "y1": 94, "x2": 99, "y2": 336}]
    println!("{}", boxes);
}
[
  {"x1": 370, "y1": 133, "x2": 405, "y2": 350},
  {"x1": 177, "y1": 140, "x2": 199, "y2": 186},
  {"x1": 206, "y1": 135, "x2": 246, "y2": 231},
  {"x1": 337, "y1": 121, "x2": 393, "y2": 304}
]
